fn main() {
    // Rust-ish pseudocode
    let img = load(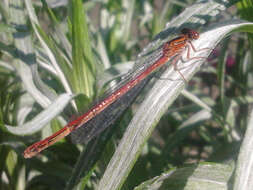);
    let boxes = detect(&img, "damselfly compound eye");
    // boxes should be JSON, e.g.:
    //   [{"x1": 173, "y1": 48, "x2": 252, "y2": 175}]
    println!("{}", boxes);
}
[{"x1": 181, "y1": 28, "x2": 199, "y2": 40}]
